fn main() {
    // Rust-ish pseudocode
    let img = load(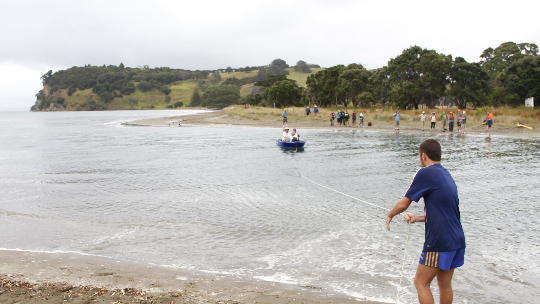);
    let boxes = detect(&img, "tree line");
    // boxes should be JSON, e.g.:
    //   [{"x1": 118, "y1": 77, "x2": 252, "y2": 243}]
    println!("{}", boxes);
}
[
  {"x1": 247, "y1": 42, "x2": 539, "y2": 110},
  {"x1": 35, "y1": 41, "x2": 538, "y2": 111},
  {"x1": 35, "y1": 59, "x2": 319, "y2": 110}
]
